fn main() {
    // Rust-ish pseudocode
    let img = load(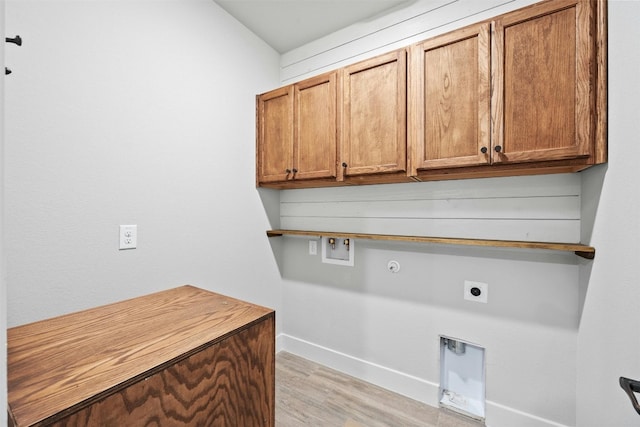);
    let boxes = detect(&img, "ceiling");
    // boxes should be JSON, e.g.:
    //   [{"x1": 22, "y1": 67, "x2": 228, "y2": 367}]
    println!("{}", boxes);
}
[{"x1": 213, "y1": 0, "x2": 413, "y2": 53}]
